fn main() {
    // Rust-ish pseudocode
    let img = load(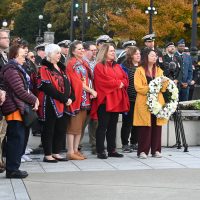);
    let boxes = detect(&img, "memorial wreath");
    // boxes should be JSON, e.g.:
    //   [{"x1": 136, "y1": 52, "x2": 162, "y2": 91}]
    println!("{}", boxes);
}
[{"x1": 146, "y1": 76, "x2": 179, "y2": 119}]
